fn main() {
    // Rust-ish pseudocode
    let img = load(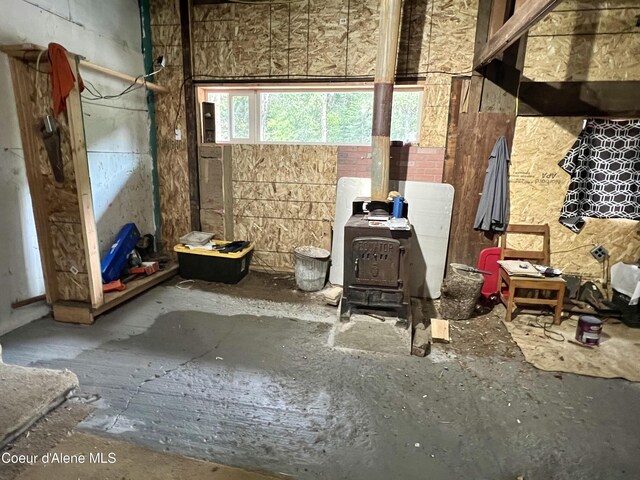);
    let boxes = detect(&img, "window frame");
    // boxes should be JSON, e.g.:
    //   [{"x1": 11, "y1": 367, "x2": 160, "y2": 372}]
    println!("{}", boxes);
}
[{"x1": 201, "y1": 83, "x2": 423, "y2": 147}]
